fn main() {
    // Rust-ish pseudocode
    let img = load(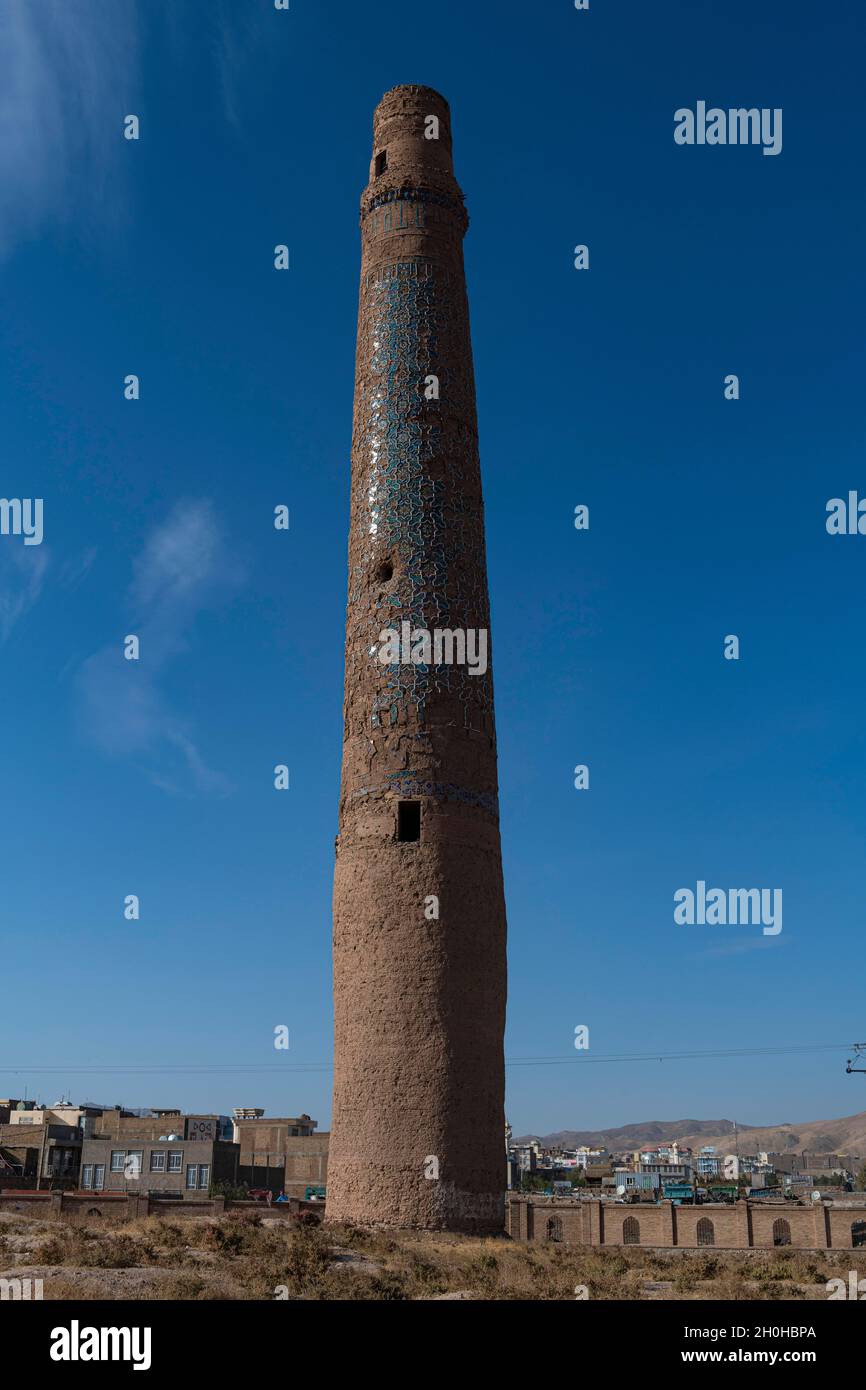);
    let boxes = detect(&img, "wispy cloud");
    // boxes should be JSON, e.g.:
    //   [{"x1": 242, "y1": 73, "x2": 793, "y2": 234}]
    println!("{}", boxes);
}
[
  {"x1": 0, "y1": 544, "x2": 49, "y2": 640},
  {"x1": 59, "y1": 546, "x2": 97, "y2": 589},
  {"x1": 0, "y1": 0, "x2": 140, "y2": 257},
  {"x1": 0, "y1": 0, "x2": 275, "y2": 258},
  {"x1": 76, "y1": 500, "x2": 242, "y2": 796},
  {"x1": 700, "y1": 936, "x2": 787, "y2": 960},
  {"x1": 209, "y1": 0, "x2": 271, "y2": 131}
]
